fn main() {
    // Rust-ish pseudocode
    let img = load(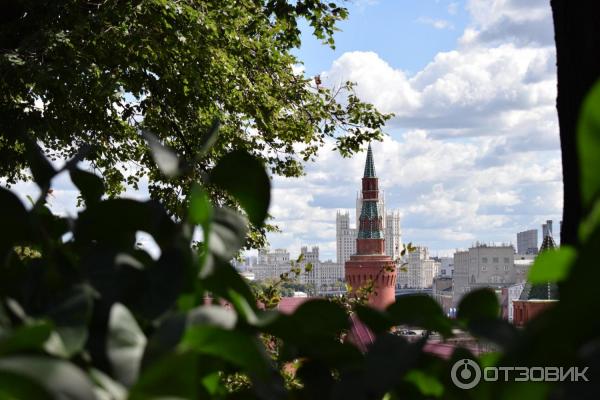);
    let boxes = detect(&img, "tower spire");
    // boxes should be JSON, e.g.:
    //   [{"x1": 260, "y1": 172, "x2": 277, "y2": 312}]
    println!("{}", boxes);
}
[
  {"x1": 364, "y1": 143, "x2": 376, "y2": 177},
  {"x1": 357, "y1": 143, "x2": 383, "y2": 243}
]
